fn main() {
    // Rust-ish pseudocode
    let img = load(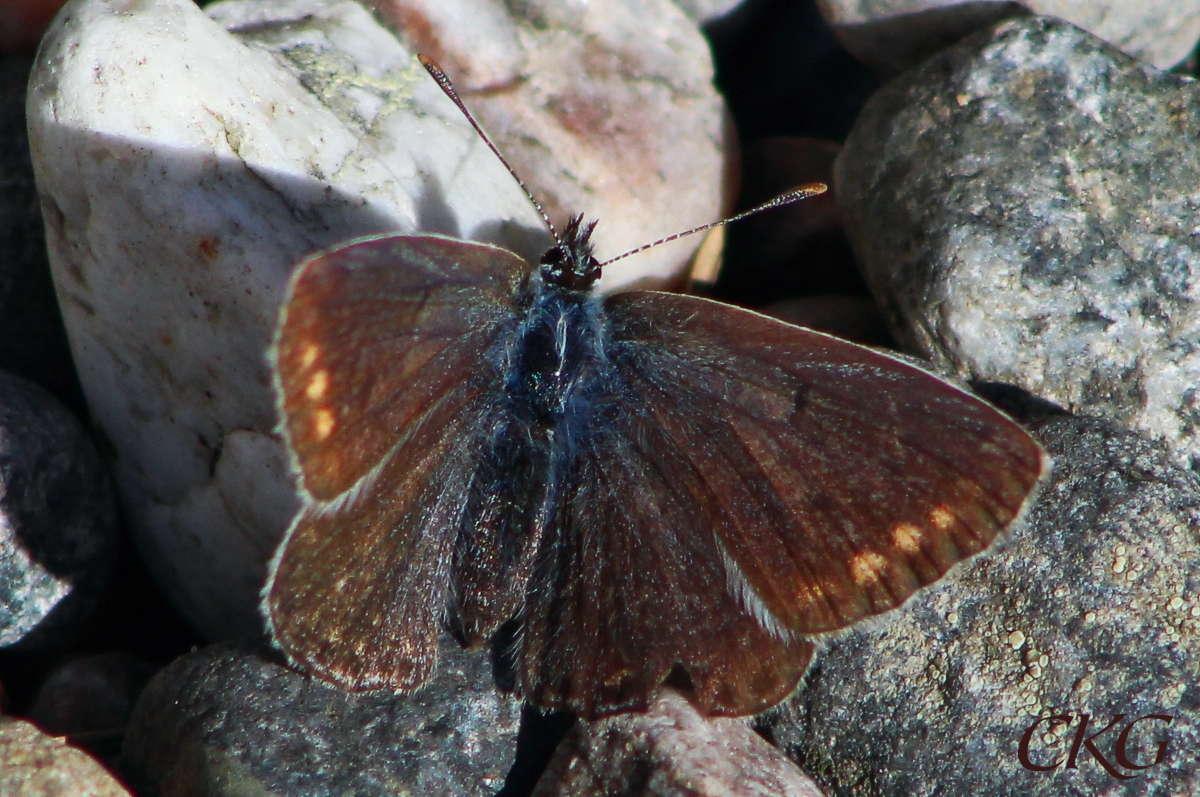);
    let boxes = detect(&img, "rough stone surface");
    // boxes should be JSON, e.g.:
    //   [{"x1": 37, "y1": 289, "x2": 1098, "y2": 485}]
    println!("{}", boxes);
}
[
  {"x1": 535, "y1": 687, "x2": 825, "y2": 797},
  {"x1": 837, "y1": 16, "x2": 1200, "y2": 472},
  {"x1": 817, "y1": 0, "x2": 1200, "y2": 73},
  {"x1": 29, "y1": 0, "x2": 728, "y2": 640},
  {"x1": 0, "y1": 371, "x2": 117, "y2": 652},
  {"x1": 0, "y1": 715, "x2": 131, "y2": 797},
  {"x1": 27, "y1": 651, "x2": 157, "y2": 737},
  {"x1": 121, "y1": 637, "x2": 521, "y2": 796},
  {"x1": 767, "y1": 414, "x2": 1200, "y2": 796}
]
